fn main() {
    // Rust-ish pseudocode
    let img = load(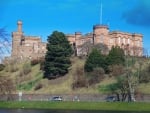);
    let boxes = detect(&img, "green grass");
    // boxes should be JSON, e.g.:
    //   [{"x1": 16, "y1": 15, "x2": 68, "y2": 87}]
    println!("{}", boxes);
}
[
  {"x1": 0, "y1": 101, "x2": 149, "y2": 111},
  {"x1": 17, "y1": 72, "x2": 43, "y2": 91}
]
